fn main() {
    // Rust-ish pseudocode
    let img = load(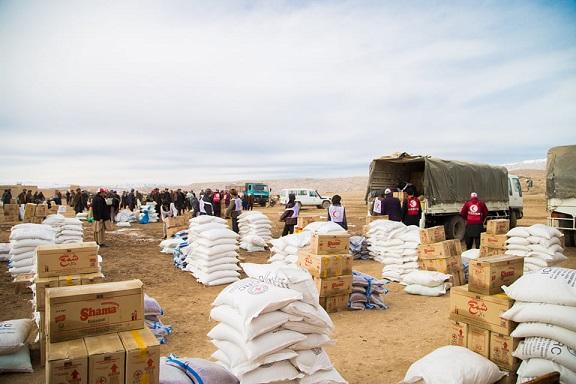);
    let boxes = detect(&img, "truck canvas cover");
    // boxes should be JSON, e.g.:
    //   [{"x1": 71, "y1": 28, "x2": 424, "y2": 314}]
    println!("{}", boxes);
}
[
  {"x1": 367, "y1": 153, "x2": 508, "y2": 205},
  {"x1": 547, "y1": 145, "x2": 576, "y2": 200}
]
